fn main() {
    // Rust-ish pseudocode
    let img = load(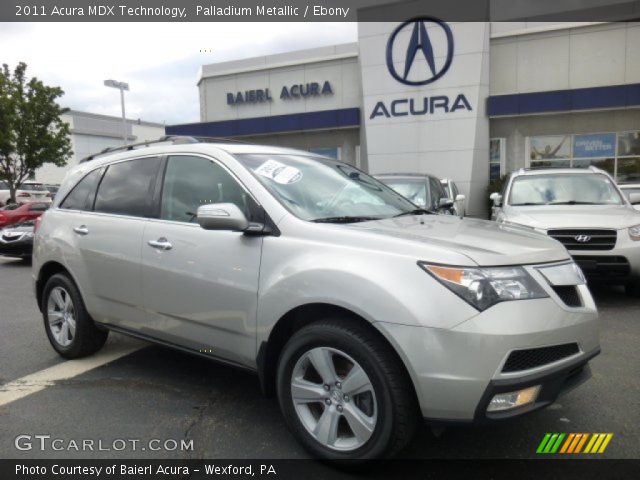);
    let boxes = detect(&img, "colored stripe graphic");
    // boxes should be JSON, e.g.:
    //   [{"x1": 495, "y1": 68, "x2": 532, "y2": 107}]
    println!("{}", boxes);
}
[{"x1": 538, "y1": 433, "x2": 613, "y2": 454}]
